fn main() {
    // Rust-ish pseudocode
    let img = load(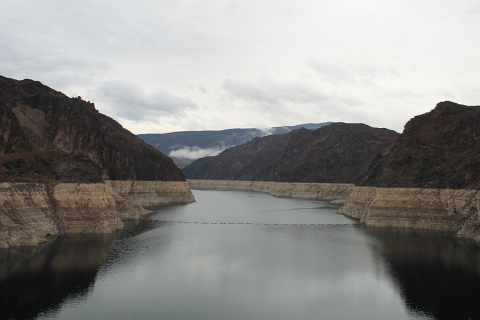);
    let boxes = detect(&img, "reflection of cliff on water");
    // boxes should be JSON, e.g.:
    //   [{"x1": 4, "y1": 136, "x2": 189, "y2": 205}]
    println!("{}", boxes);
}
[
  {"x1": 367, "y1": 228, "x2": 480, "y2": 320},
  {"x1": 0, "y1": 219, "x2": 165, "y2": 320}
]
